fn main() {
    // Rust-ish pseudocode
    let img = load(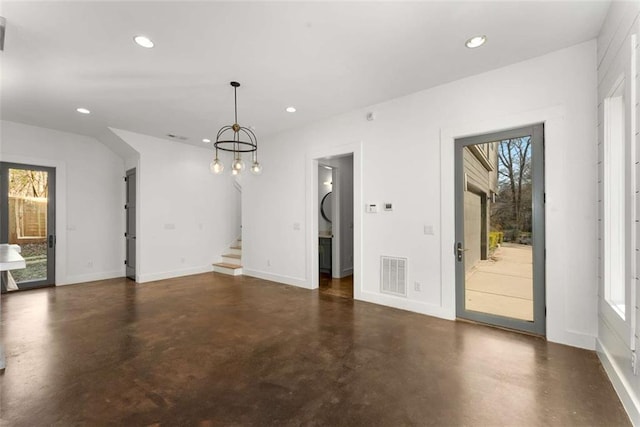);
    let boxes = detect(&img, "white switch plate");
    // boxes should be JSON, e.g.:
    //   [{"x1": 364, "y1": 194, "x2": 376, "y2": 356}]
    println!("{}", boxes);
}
[
  {"x1": 366, "y1": 203, "x2": 378, "y2": 213},
  {"x1": 424, "y1": 225, "x2": 434, "y2": 235}
]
